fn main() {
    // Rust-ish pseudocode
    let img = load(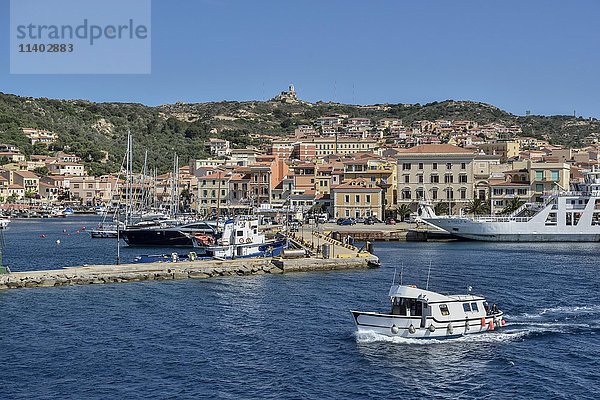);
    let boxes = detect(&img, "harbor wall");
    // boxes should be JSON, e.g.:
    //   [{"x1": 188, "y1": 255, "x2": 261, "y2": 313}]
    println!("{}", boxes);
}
[{"x1": 0, "y1": 255, "x2": 379, "y2": 291}]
